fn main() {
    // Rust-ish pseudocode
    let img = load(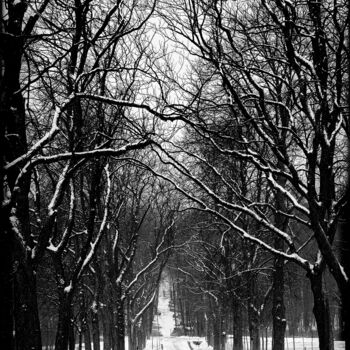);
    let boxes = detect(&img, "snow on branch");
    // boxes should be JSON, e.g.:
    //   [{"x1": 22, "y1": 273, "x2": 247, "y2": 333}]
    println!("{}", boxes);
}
[
  {"x1": 131, "y1": 289, "x2": 157, "y2": 325},
  {"x1": 132, "y1": 157, "x2": 313, "y2": 271},
  {"x1": 27, "y1": 139, "x2": 154, "y2": 165},
  {"x1": 123, "y1": 219, "x2": 187, "y2": 297},
  {"x1": 153, "y1": 143, "x2": 300, "y2": 250},
  {"x1": 4, "y1": 103, "x2": 64, "y2": 172},
  {"x1": 47, "y1": 180, "x2": 76, "y2": 254},
  {"x1": 76, "y1": 93, "x2": 175, "y2": 119},
  {"x1": 75, "y1": 163, "x2": 112, "y2": 282}
]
